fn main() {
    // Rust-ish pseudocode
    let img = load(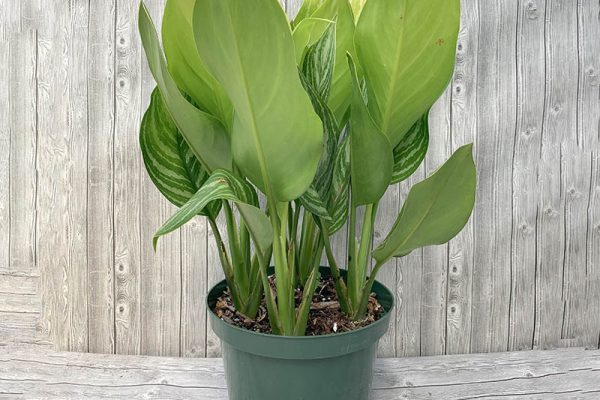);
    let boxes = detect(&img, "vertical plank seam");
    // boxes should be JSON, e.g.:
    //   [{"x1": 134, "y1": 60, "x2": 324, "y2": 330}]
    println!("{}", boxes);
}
[
  {"x1": 507, "y1": 0, "x2": 521, "y2": 352},
  {"x1": 34, "y1": 28, "x2": 39, "y2": 272},
  {"x1": 204, "y1": 222, "x2": 208, "y2": 357},
  {"x1": 7, "y1": 24, "x2": 12, "y2": 272},
  {"x1": 469, "y1": 0, "x2": 481, "y2": 354},
  {"x1": 532, "y1": 204, "x2": 540, "y2": 349},
  {"x1": 444, "y1": 63, "x2": 455, "y2": 356},
  {"x1": 575, "y1": 0, "x2": 582, "y2": 148},
  {"x1": 138, "y1": 1, "x2": 144, "y2": 353},
  {"x1": 112, "y1": 0, "x2": 118, "y2": 355},
  {"x1": 85, "y1": 0, "x2": 91, "y2": 352},
  {"x1": 560, "y1": 144, "x2": 568, "y2": 338},
  {"x1": 179, "y1": 229, "x2": 183, "y2": 357},
  {"x1": 532, "y1": 0, "x2": 550, "y2": 349}
]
